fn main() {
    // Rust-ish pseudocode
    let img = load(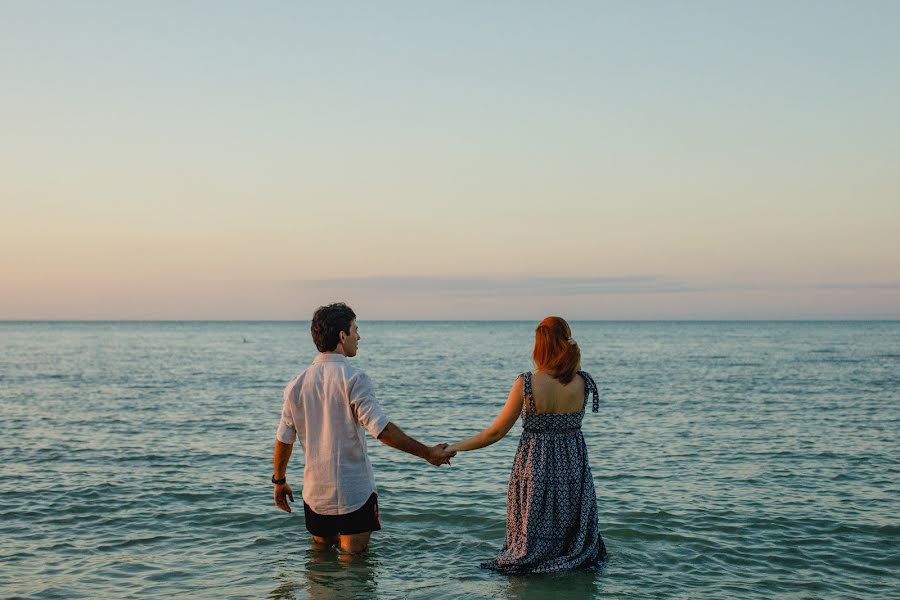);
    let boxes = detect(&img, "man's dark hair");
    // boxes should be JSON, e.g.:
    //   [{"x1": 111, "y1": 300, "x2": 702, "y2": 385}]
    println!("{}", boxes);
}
[{"x1": 310, "y1": 302, "x2": 357, "y2": 352}]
